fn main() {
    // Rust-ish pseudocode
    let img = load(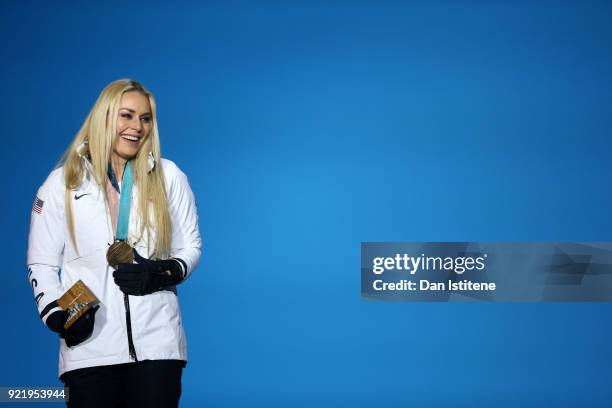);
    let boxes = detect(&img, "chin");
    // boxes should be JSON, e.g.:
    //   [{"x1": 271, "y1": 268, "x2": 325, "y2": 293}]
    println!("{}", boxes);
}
[
  {"x1": 116, "y1": 143, "x2": 144, "y2": 159},
  {"x1": 115, "y1": 148, "x2": 142, "y2": 161}
]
